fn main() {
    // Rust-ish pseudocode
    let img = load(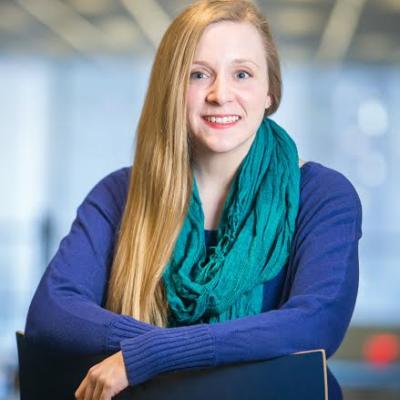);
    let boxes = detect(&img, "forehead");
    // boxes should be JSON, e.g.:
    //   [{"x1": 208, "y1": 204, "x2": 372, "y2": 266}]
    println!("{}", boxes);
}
[{"x1": 193, "y1": 21, "x2": 266, "y2": 66}]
